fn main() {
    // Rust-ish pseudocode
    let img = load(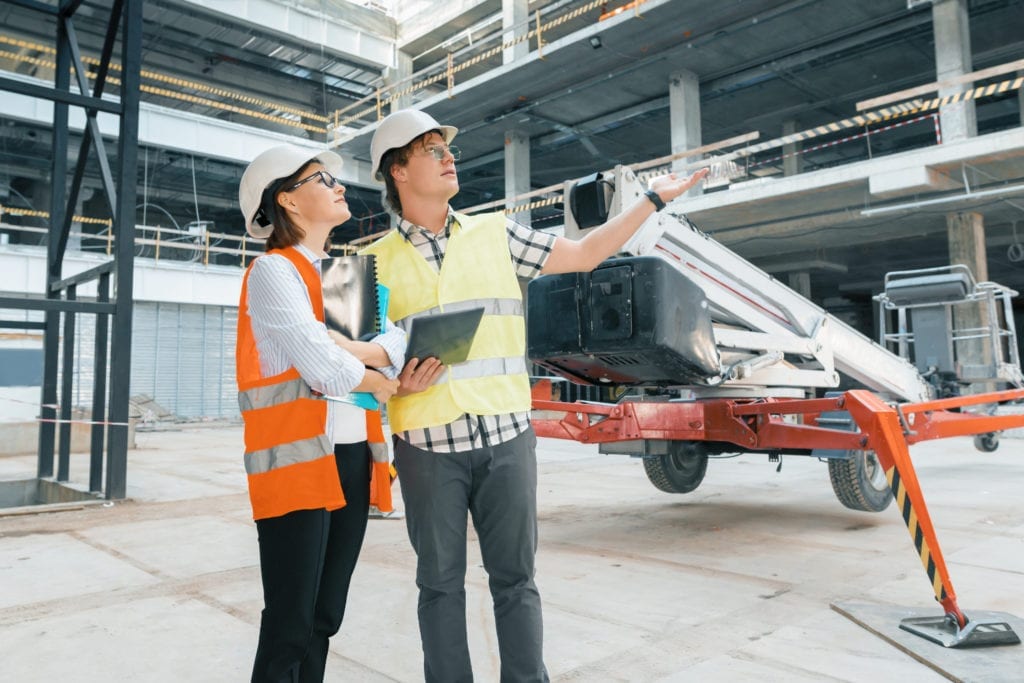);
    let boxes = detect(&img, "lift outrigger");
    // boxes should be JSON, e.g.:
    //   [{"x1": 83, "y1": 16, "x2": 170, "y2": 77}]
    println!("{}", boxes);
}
[{"x1": 526, "y1": 165, "x2": 1023, "y2": 649}]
